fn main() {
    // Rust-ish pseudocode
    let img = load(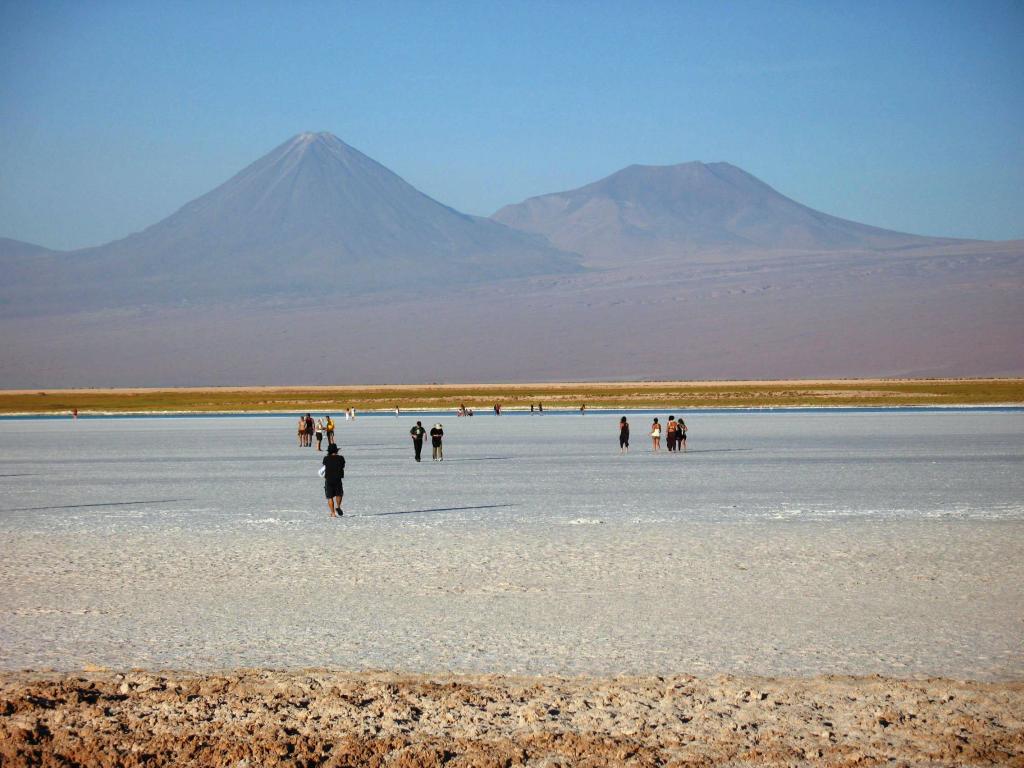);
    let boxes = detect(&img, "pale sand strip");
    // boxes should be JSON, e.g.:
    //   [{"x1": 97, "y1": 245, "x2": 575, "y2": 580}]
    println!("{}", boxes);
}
[
  {"x1": 1, "y1": 670, "x2": 1021, "y2": 766},
  {"x1": 2, "y1": 378, "x2": 1020, "y2": 396}
]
